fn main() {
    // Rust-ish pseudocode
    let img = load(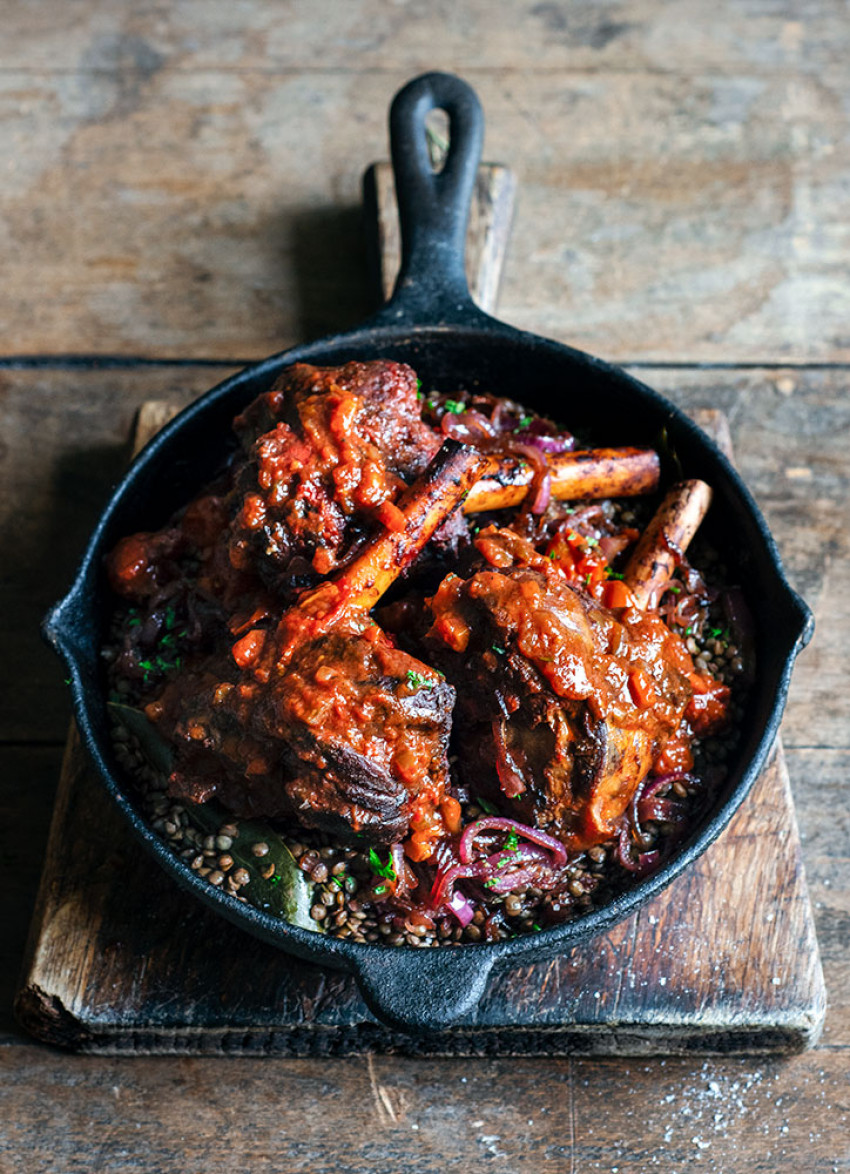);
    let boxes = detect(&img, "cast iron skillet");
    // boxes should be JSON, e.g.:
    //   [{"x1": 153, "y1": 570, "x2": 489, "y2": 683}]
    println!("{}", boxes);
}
[{"x1": 45, "y1": 72, "x2": 814, "y2": 1034}]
